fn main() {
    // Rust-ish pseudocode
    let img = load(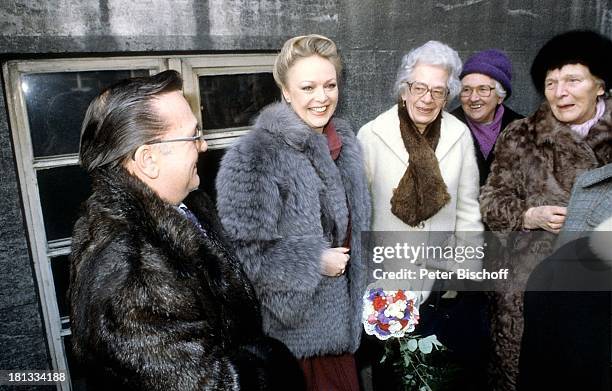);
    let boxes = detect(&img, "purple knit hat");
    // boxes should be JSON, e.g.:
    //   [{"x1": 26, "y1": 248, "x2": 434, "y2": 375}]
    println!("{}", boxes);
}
[{"x1": 460, "y1": 49, "x2": 513, "y2": 98}]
